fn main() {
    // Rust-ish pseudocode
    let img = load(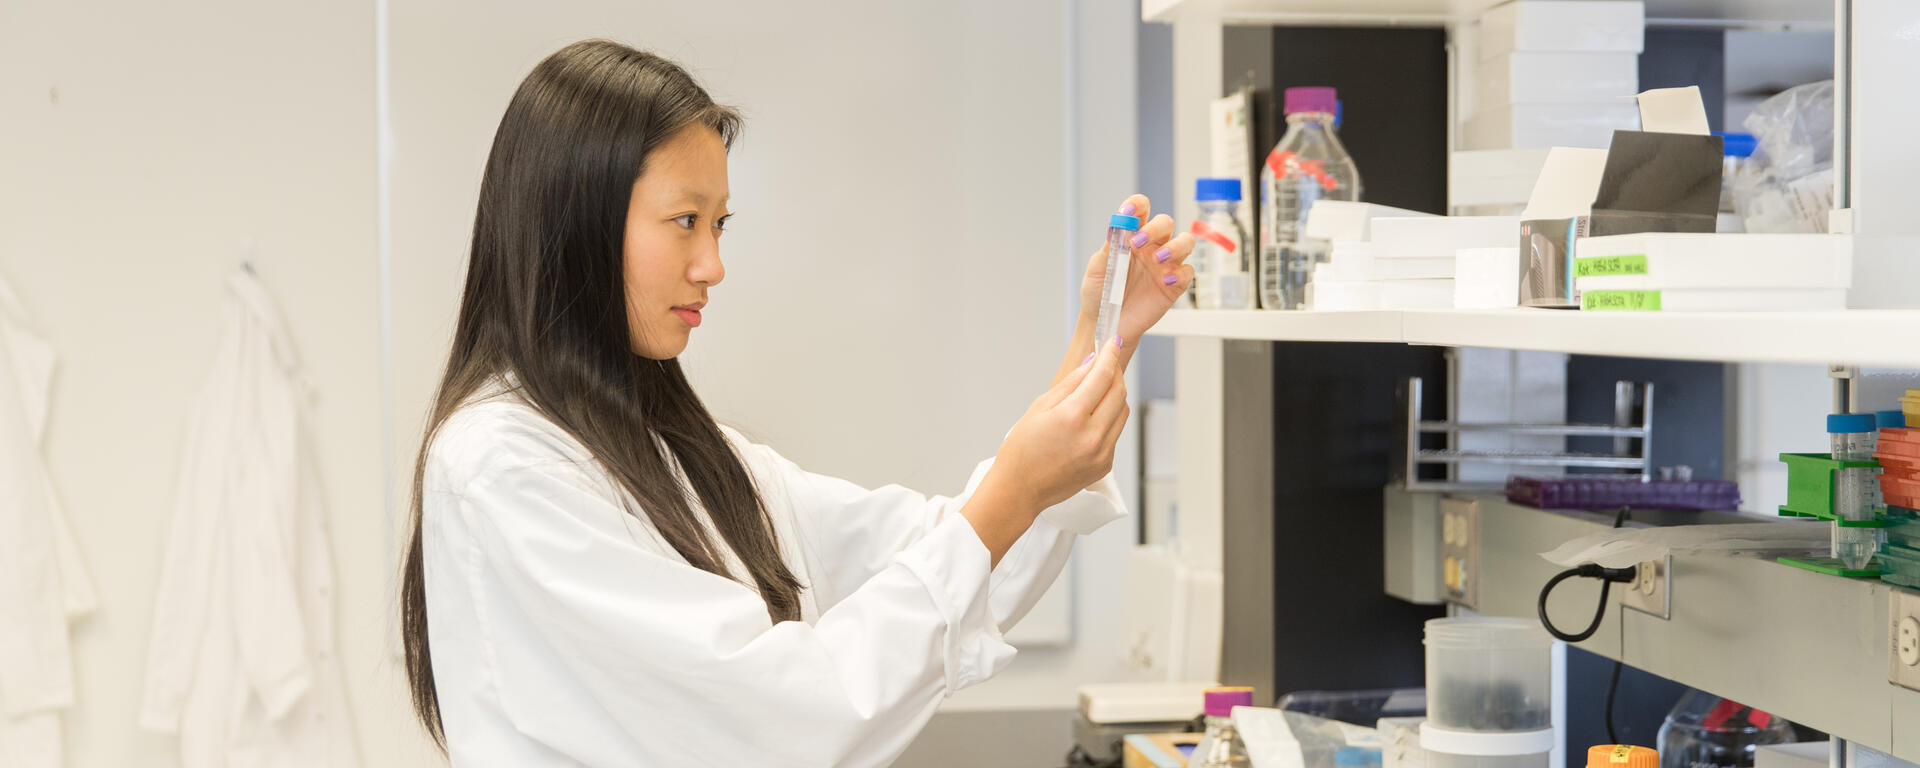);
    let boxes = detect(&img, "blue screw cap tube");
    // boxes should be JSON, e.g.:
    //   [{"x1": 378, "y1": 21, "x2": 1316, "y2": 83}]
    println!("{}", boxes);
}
[{"x1": 1093, "y1": 214, "x2": 1141, "y2": 351}]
